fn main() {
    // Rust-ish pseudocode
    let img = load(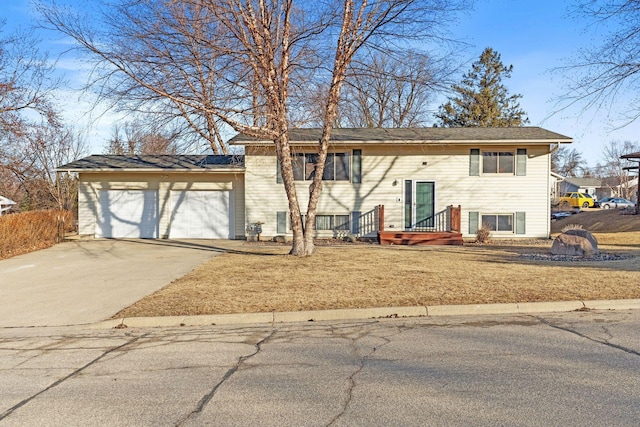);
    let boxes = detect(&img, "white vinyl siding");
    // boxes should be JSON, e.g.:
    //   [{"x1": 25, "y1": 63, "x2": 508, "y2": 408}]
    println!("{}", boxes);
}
[
  {"x1": 245, "y1": 144, "x2": 552, "y2": 239},
  {"x1": 77, "y1": 172, "x2": 245, "y2": 239}
]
